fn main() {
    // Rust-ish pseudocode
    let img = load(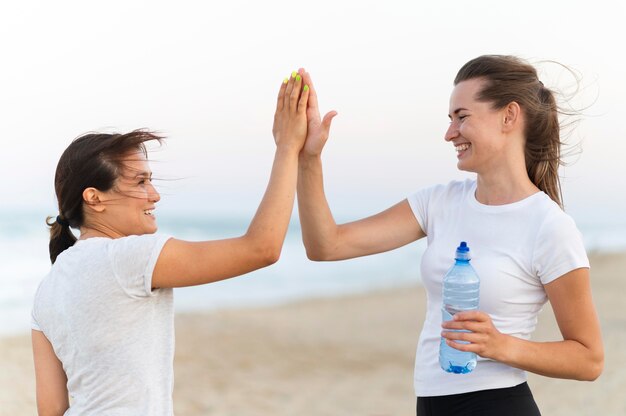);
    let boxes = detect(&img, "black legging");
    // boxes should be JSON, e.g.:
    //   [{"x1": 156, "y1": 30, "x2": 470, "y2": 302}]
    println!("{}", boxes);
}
[{"x1": 417, "y1": 382, "x2": 541, "y2": 416}]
